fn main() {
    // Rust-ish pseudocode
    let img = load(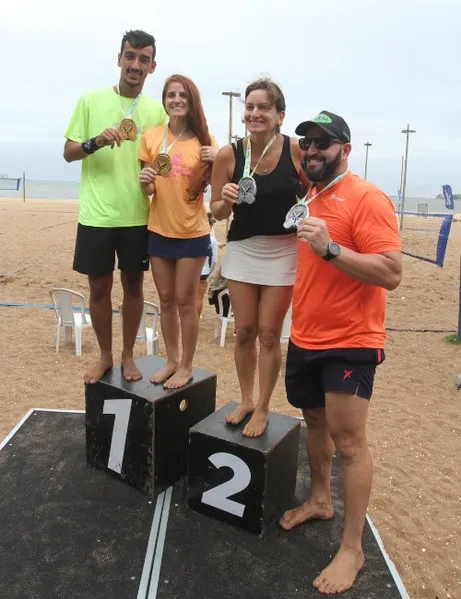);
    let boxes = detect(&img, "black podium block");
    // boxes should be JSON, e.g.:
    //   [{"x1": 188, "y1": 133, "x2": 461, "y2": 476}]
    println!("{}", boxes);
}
[
  {"x1": 86, "y1": 355, "x2": 216, "y2": 497},
  {"x1": 187, "y1": 402, "x2": 300, "y2": 535}
]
